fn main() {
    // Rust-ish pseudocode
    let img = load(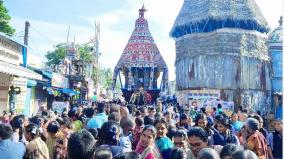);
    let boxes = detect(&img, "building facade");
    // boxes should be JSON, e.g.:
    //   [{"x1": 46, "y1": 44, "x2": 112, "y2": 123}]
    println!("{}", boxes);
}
[{"x1": 0, "y1": 33, "x2": 42, "y2": 114}]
